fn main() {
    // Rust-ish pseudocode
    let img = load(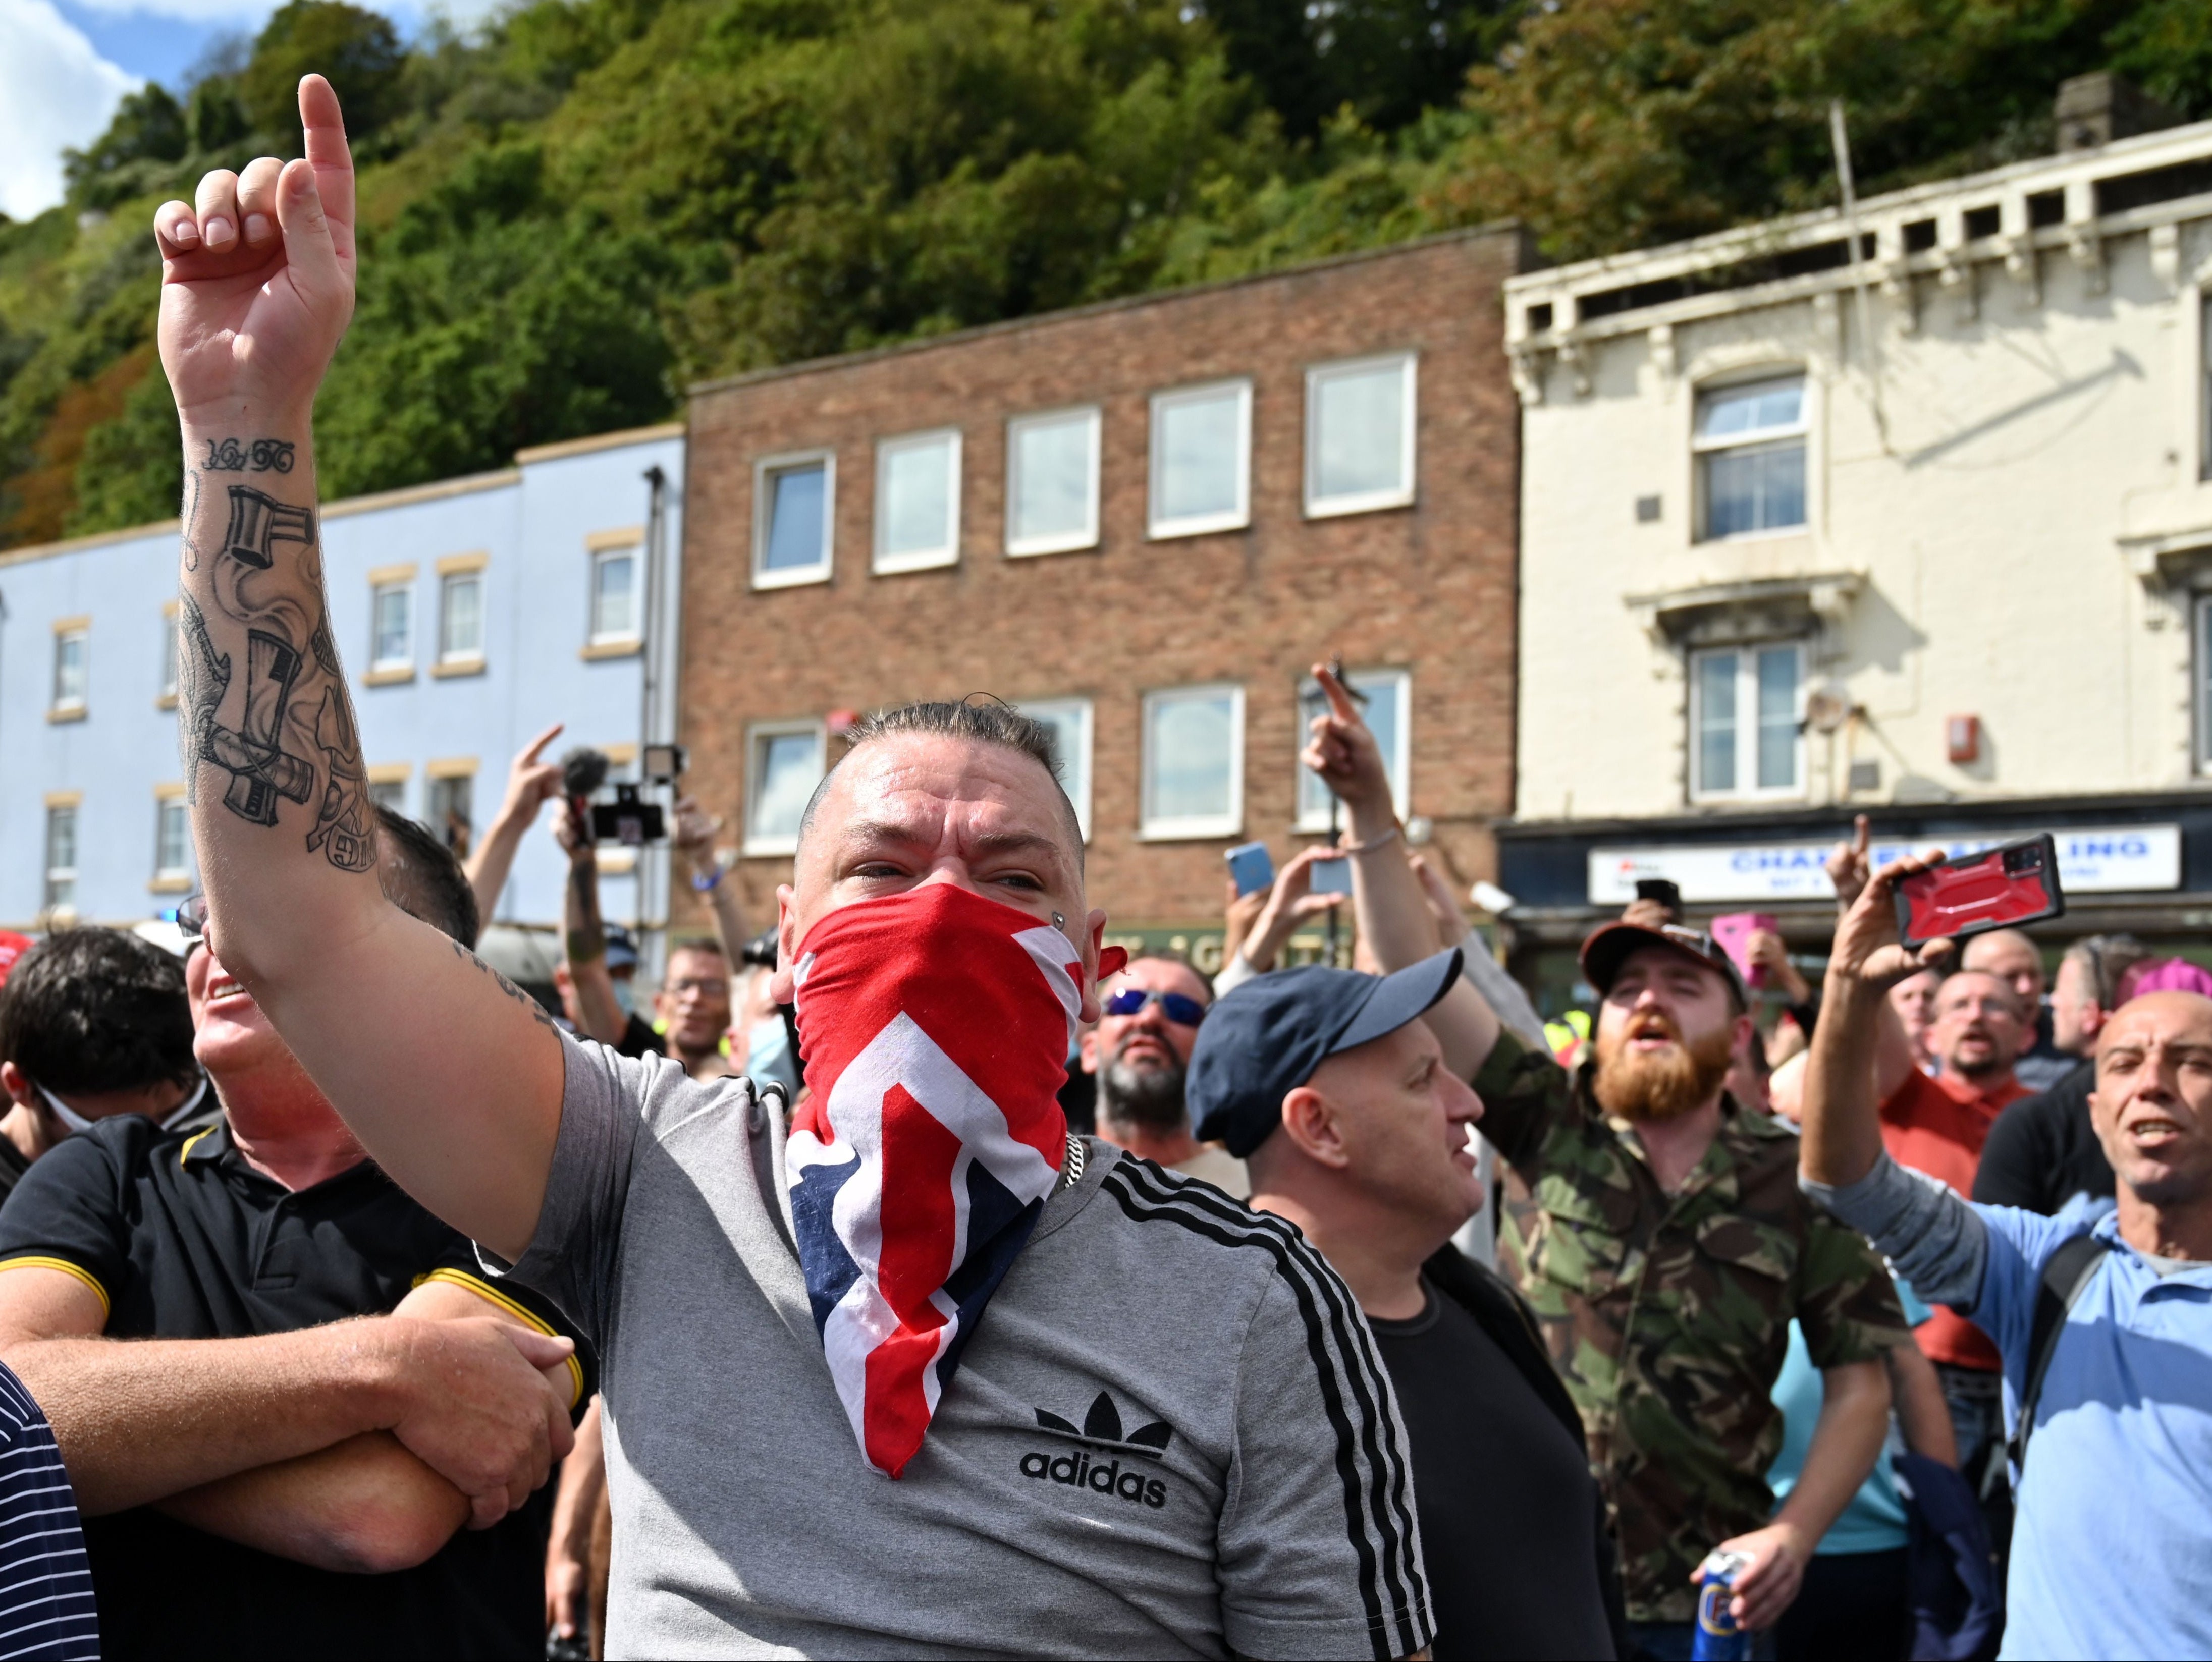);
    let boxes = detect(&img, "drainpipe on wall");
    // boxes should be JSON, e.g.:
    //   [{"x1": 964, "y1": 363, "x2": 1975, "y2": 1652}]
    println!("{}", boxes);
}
[{"x1": 637, "y1": 464, "x2": 670, "y2": 974}]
